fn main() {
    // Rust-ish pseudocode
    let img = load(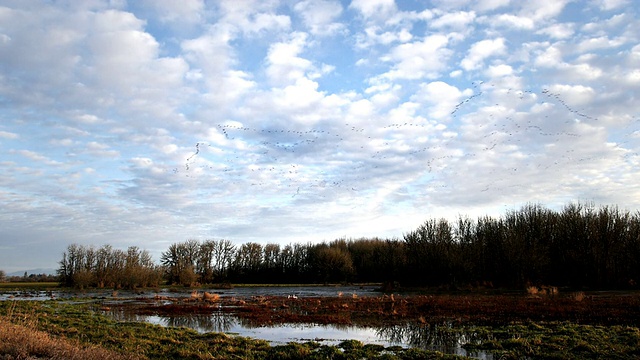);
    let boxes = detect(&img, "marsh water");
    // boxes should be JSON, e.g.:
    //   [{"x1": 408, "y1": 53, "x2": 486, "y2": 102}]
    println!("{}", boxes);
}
[
  {"x1": 0, "y1": 285, "x2": 380, "y2": 301},
  {"x1": 104, "y1": 309, "x2": 490, "y2": 358},
  {"x1": 1, "y1": 286, "x2": 493, "y2": 359}
]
